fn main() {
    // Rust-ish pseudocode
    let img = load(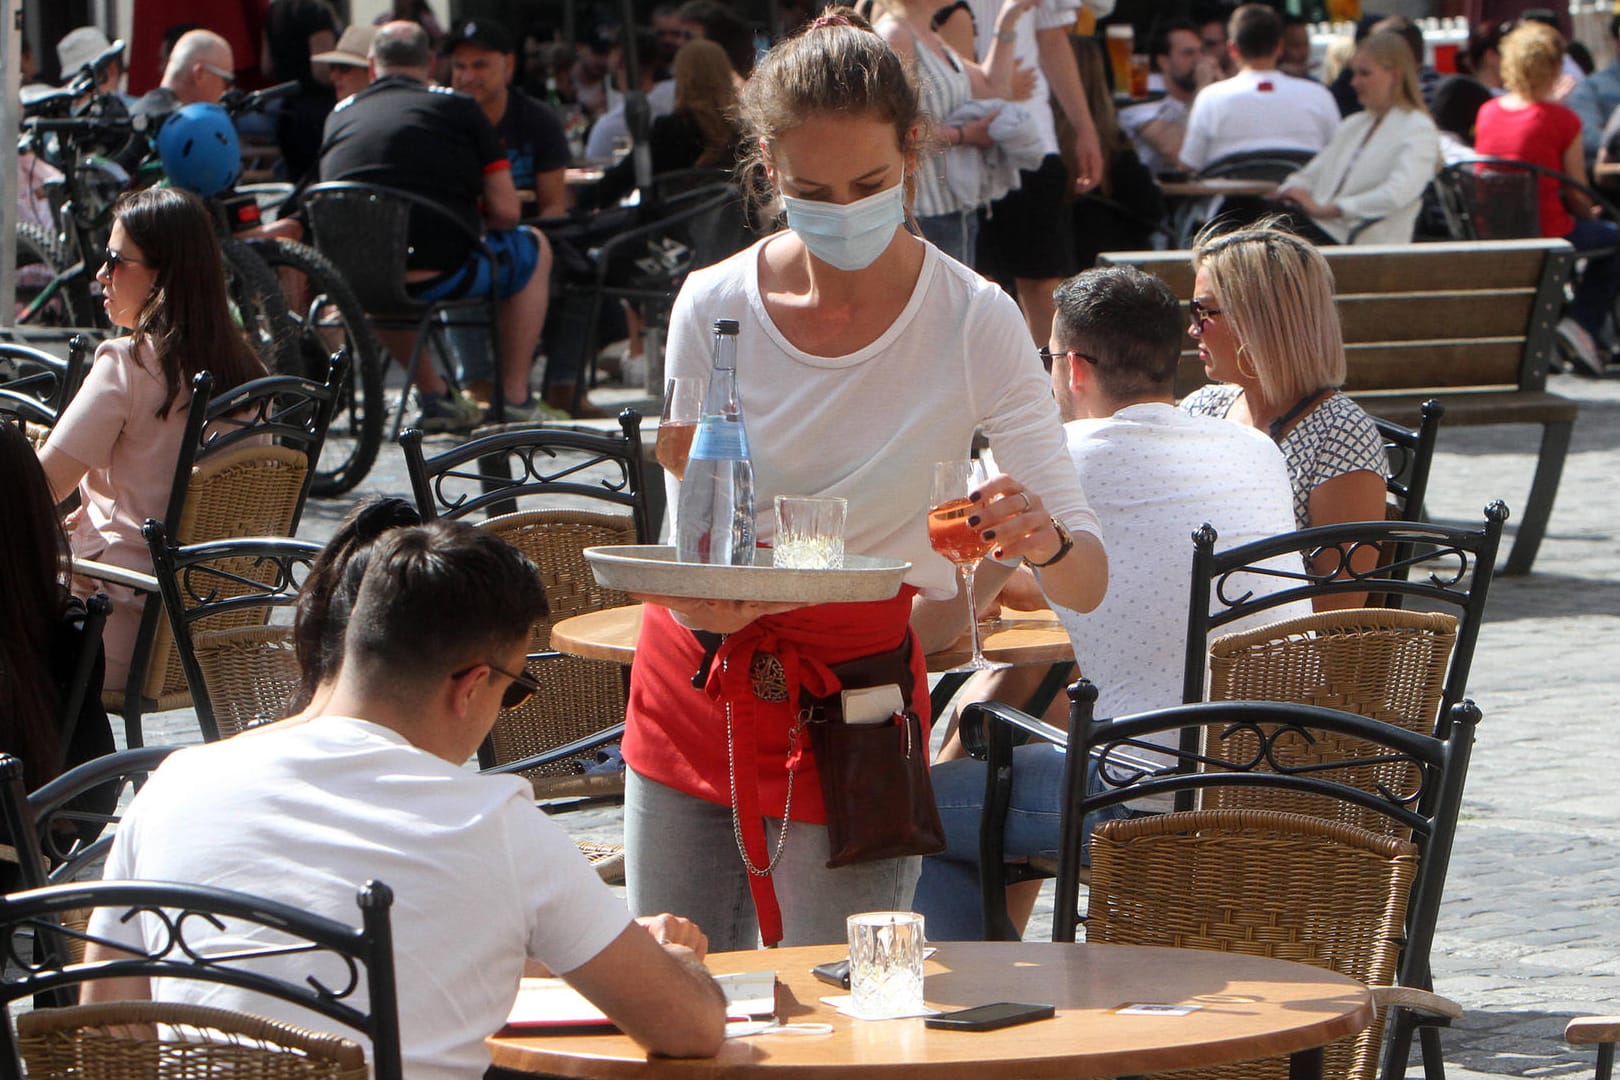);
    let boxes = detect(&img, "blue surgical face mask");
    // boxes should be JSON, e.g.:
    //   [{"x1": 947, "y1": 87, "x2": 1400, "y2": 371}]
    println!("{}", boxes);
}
[{"x1": 780, "y1": 178, "x2": 906, "y2": 271}]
